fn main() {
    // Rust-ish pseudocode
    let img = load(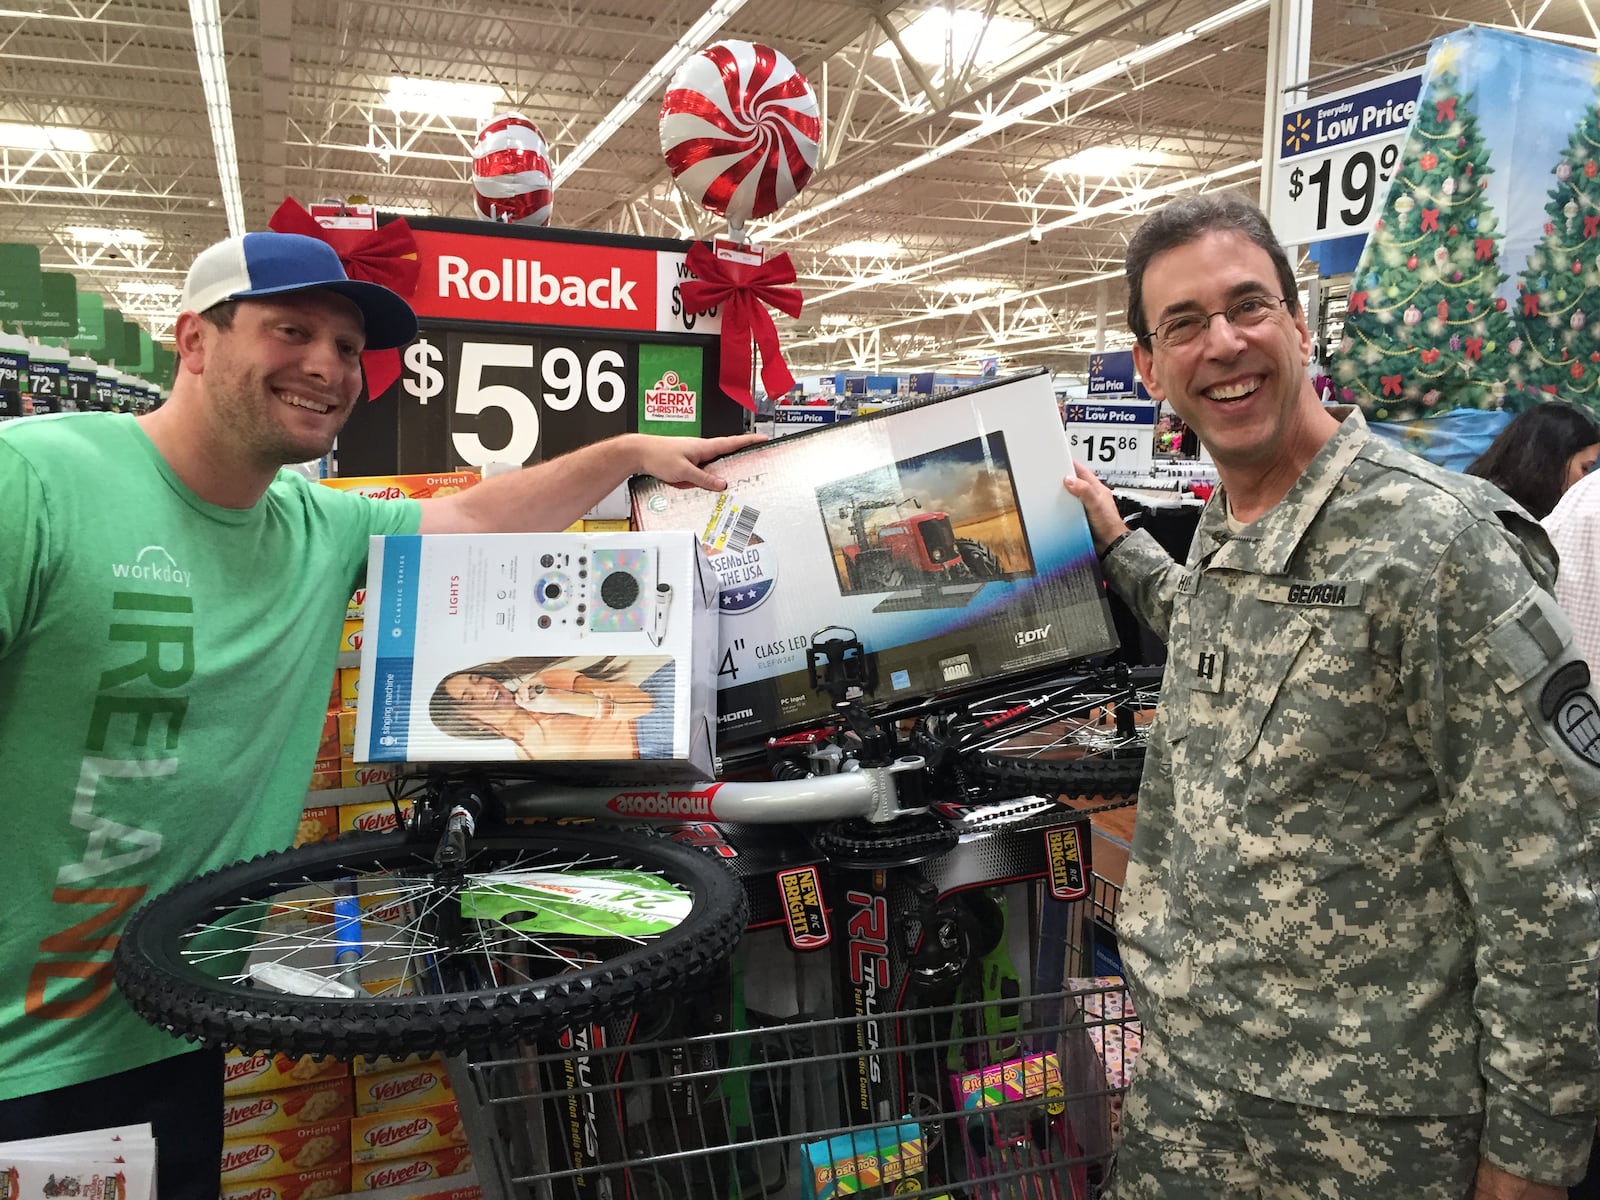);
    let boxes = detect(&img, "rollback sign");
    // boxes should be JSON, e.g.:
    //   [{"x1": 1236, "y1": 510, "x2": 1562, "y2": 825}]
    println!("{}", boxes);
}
[{"x1": 342, "y1": 220, "x2": 743, "y2": 477}]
